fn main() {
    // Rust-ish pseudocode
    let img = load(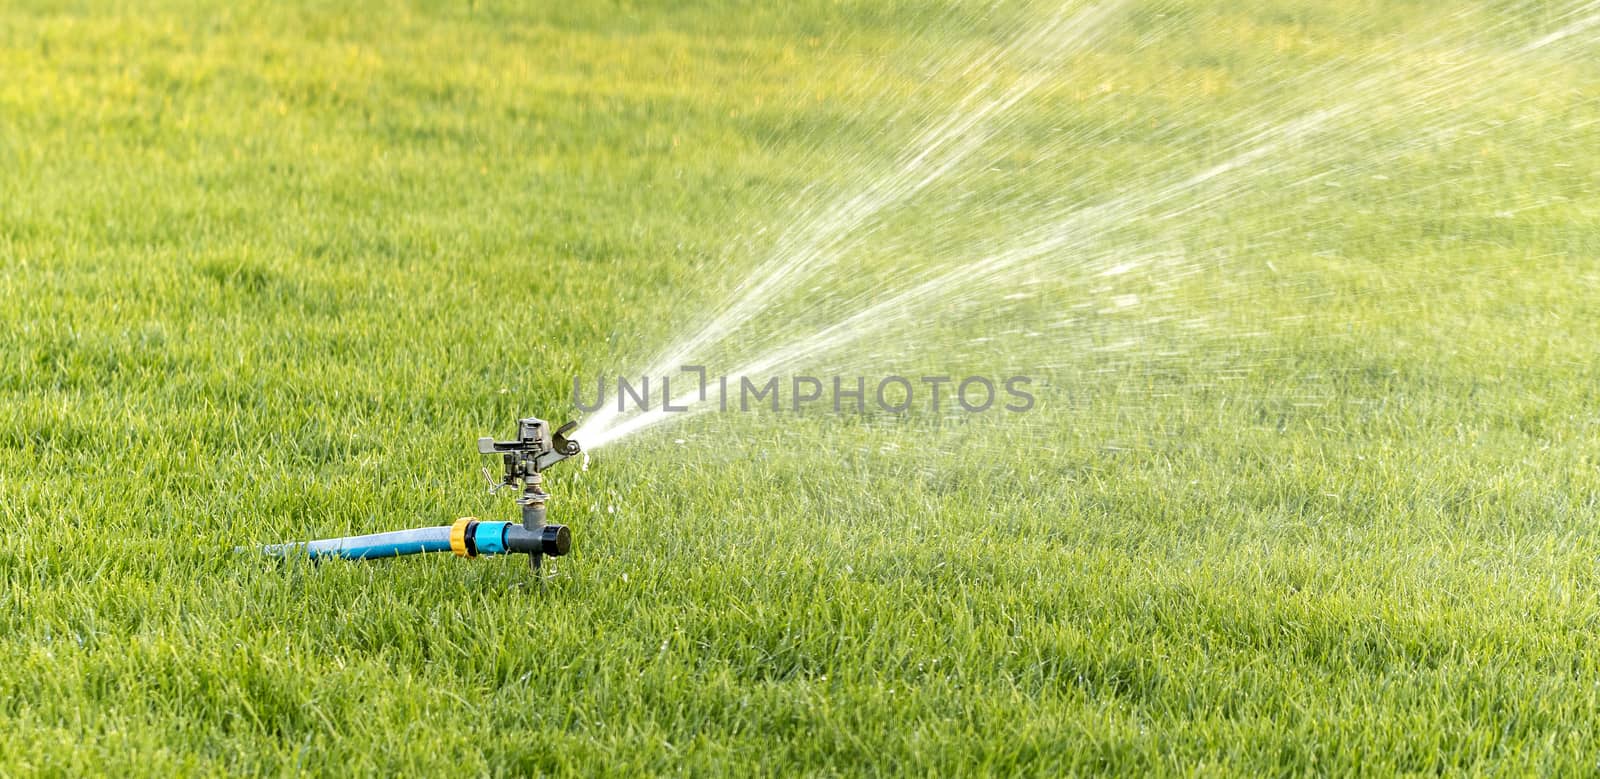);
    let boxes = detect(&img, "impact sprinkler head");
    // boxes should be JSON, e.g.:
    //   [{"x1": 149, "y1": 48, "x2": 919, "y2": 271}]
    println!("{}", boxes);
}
[
  {"x1": 477, "y1": 417, "x2": 583, "y2": 573},
  {"x1": 477, "y1": 417, "x2": 582, "y2": 474}
]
